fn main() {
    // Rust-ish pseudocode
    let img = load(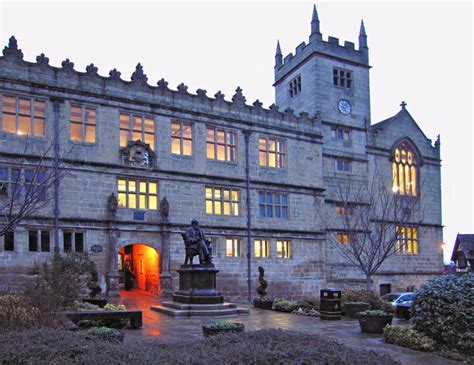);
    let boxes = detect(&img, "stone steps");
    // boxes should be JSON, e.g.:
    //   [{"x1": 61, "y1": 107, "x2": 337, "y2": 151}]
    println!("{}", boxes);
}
[
  {"x1": 159, "y1": 301, "x2": 237, "y2": 310},
  {"x1": 151, "y1": 302, "x2": 249, "y2": 317}
]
